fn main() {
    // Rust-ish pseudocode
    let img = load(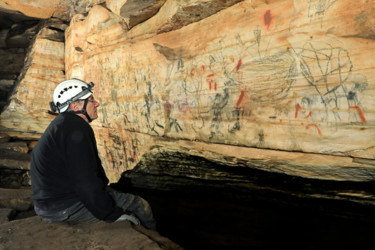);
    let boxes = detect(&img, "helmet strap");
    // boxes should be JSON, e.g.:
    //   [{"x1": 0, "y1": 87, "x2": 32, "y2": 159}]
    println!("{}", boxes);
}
[{"x1": 71, "y1": 99, "x2": 92, "y2": 123}]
